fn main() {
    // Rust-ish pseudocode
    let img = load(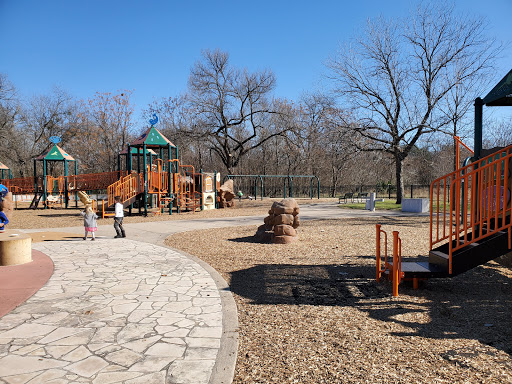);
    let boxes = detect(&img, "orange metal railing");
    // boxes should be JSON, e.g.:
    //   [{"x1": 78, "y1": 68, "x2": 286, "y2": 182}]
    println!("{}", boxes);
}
[
  {"x1": 1, "y1": 171, "x2": 127, "y2": 195},
  {"x1": 430, "y1": 144, "x2": 512, "y2": 273},
  {"x1": 0, "y1": 177, "x2": 36, "y2": 193},
  {"x1": 454, "y1": 135, "x2": 474, "y2": 171},
  {"x1": 376, "y1": 225, "x2": 402, "y2": 296},
  {"x1": 69, "y1": 171, "x2": 126, "y2": 191},
  {"x1": 179, "y1": 164, "x2": 201, "y2": 212},
  {"x1": 147, "y1": 159, "x2": 169, "y2": 193},
  {"x1": 106, "y1": 173, "x2": 143, "y2": 208}
]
